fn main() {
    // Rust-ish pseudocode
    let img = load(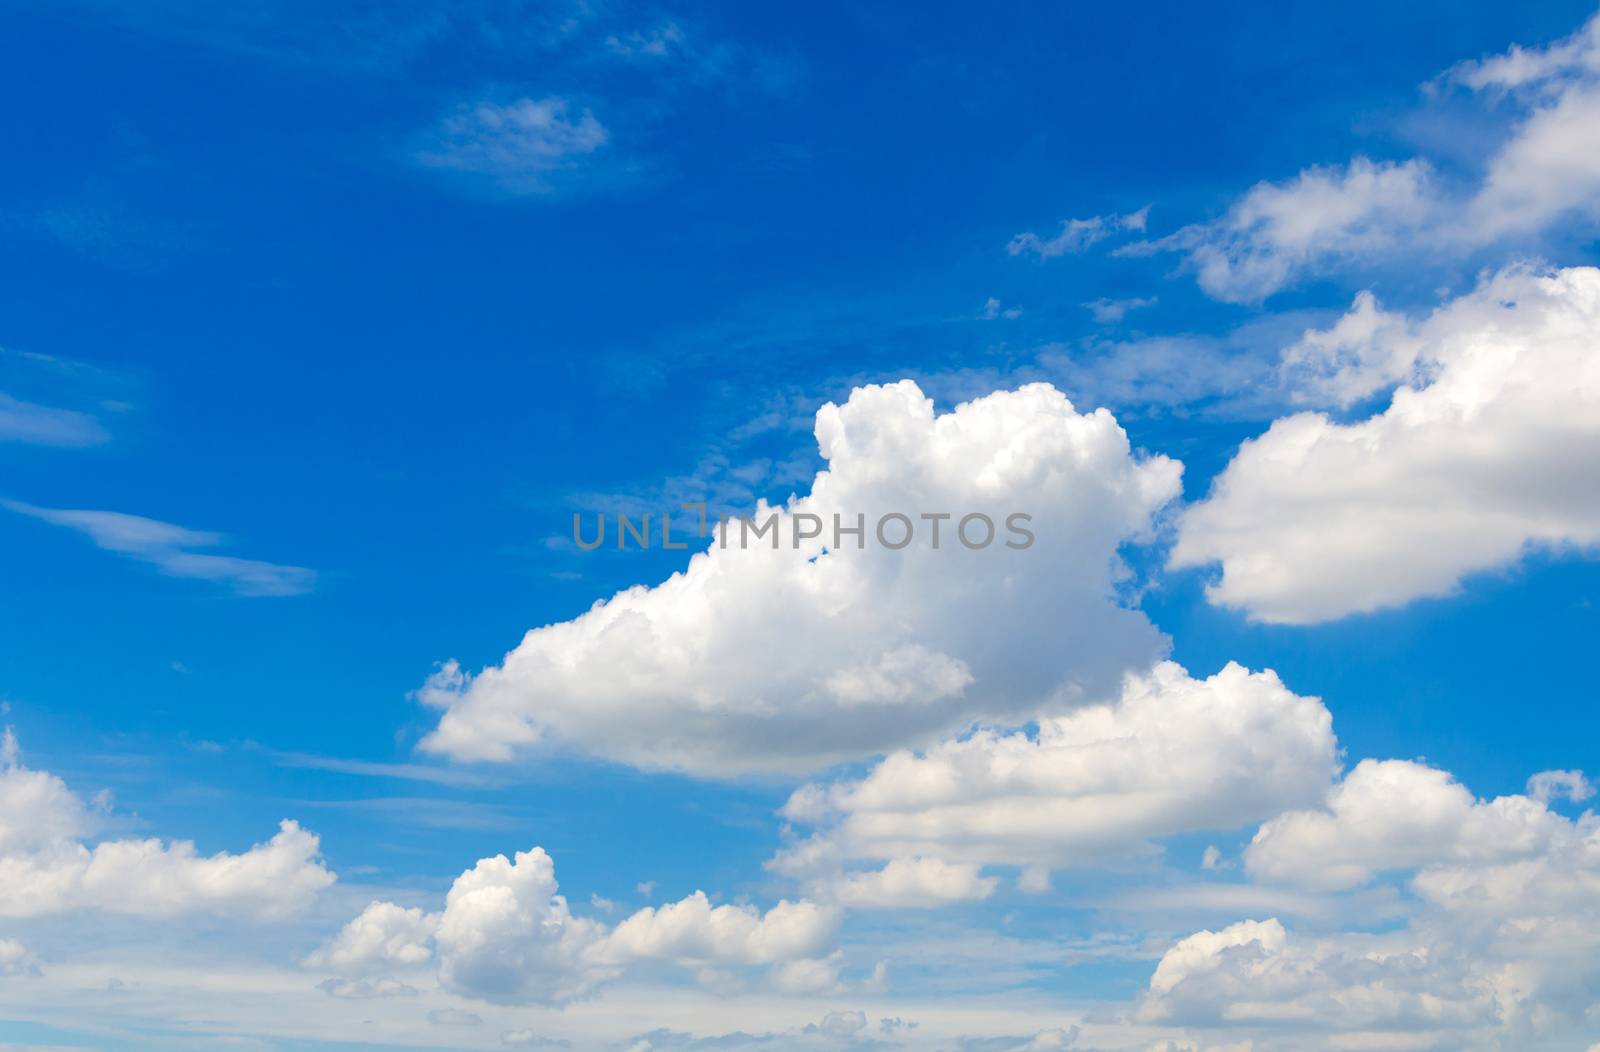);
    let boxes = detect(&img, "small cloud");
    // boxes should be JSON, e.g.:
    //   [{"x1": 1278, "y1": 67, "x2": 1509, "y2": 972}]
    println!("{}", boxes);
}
[
  {"x1": 636, "y1": 880, "x2": 657, "y2": 899},
  {"x1": 1201, "y1": 845, "x2": 1235, "y2": 871},
  {"x1": 0, "y1": 938, "x2": 38, "y2": 977},
  {"x1": 1527, "y1": 769, "x2": 1595, "y2": 804},
  {"x1": 590, "y1": 893, "x2": 616, "y2": 912},
  {"x1": 980, "y1": 297, "x2": 1023, "y2": 320},
  {"x1": 418, "y1": 97, "x2": 608, "y2": 194},
  {"x1": 605, "y1": 22, "x2": 685, "y2": 59},
  {"x1": 428, "y1": 1008, "x2": 484, "y2": 1027},
  {"x1": 1083, "y1": 296, "x2": 1157, "y2": 324},
  {"x1": 501, "y1": 1030, "x2": 570, "y2": 1048}
]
